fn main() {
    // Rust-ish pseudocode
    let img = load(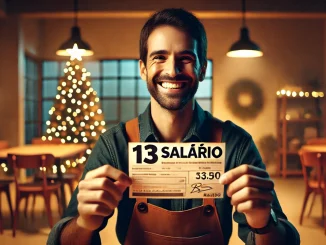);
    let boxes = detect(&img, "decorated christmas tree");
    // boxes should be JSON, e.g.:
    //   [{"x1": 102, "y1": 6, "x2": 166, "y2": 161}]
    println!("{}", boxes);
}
[{"x1": 43, "y1": 58, "x2": 107, "y2": 171}]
